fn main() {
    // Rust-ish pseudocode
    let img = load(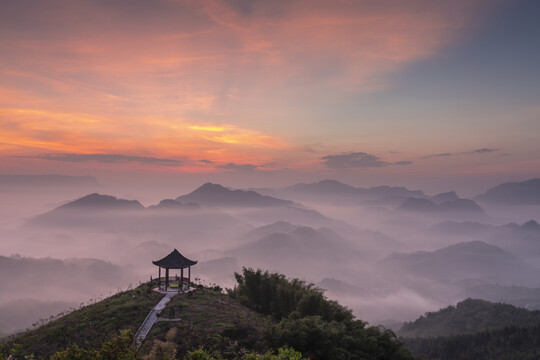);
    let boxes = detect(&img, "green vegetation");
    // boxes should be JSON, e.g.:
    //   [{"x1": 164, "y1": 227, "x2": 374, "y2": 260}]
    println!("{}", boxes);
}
[
  {"x1": 3, "y1": 270, "x2": 416, "y2": 359},
  {"x1": 186, "y1": 347, "x2": 307, "y2": 360},
  {"x1": 146, "y1": 286, "x2": 269, "y2": 359},
  {"x1": 229, "y1": 268, "x2": 352, "y2": 322},
  {"x1": 399, "y1": 298, "x2": 540, "y2": 338},
  {"x1": 2, "y1": 282, "x2": 163, "y2": 359},
  {"x1": 229, "y1": 268, "x2": 416, "y2": 360},
  {"x1": 50, "y1": 329, "x2": 138, "y2": 360},
  {"x1": 404, "y1": 325, "x2": 540, "y2": 360},
  {"x1": 400, "y1": 298, "x2": 540, "y2": 360}
]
